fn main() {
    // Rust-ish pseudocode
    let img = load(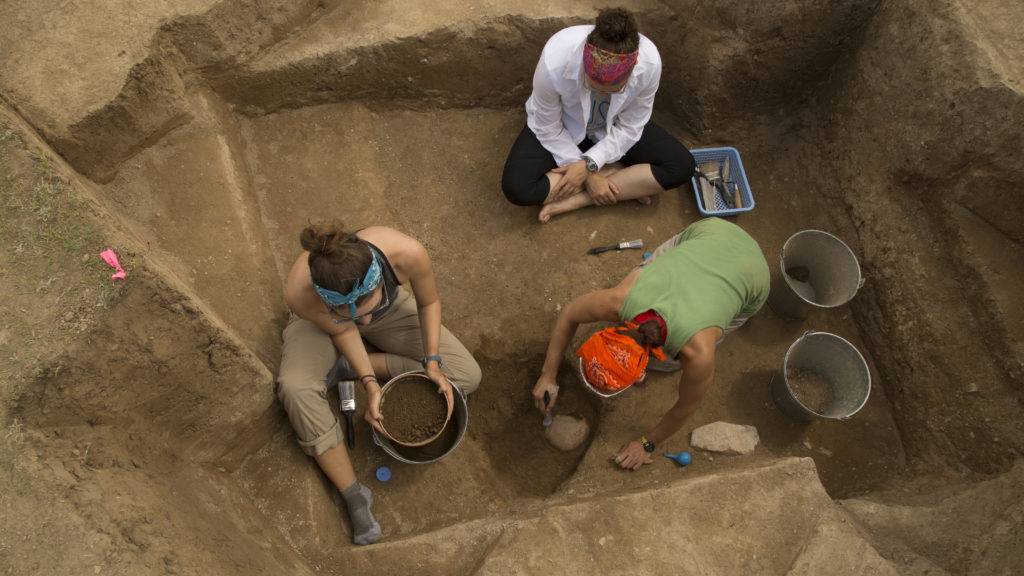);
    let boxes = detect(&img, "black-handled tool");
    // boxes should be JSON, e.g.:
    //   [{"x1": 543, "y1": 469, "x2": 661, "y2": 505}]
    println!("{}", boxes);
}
[
  {"x1": 587, "y1": 239, "x2": 643, "y2": 255},
  {"x1": 339, "y1": 380, "x2": 356, "y2": 449},
  {"x1": 542, "y1": 390, "x2": 553, "y2": 427}
]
